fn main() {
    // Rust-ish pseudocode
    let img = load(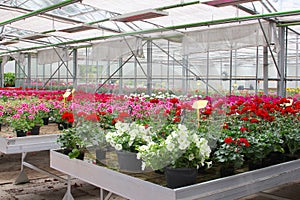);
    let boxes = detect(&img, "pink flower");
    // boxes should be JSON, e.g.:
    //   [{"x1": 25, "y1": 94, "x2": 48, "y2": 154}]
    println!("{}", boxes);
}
[{"x1": 12, "y1": 114, "x2": 20, "y2": 119}]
